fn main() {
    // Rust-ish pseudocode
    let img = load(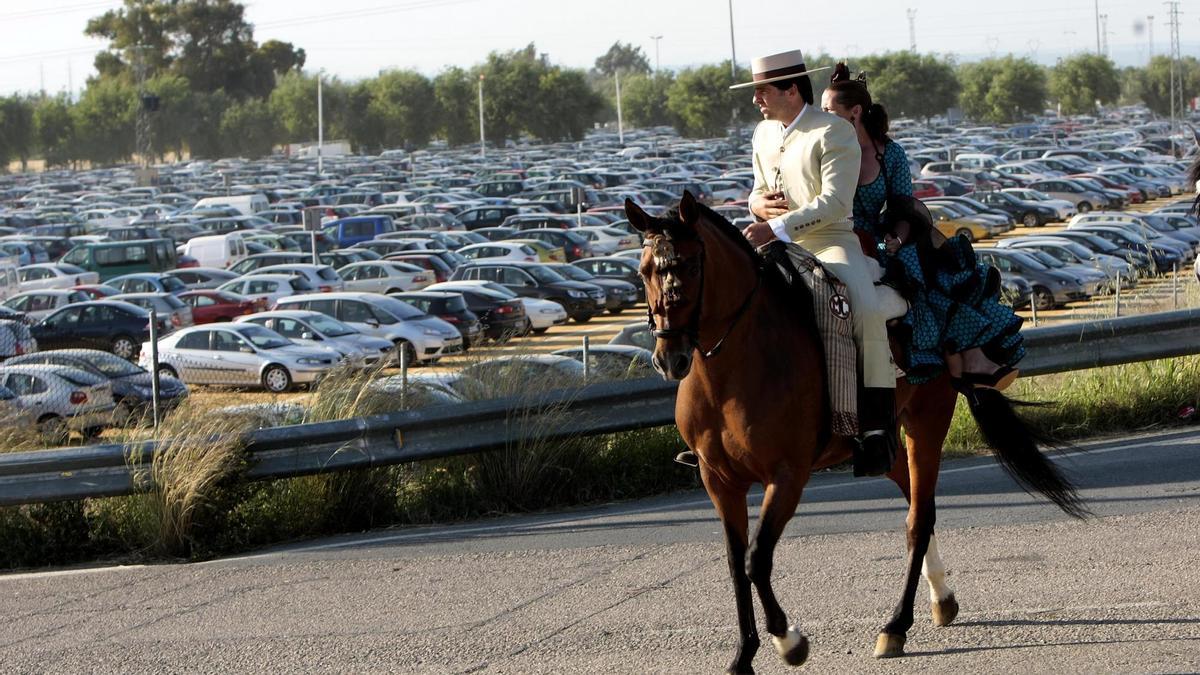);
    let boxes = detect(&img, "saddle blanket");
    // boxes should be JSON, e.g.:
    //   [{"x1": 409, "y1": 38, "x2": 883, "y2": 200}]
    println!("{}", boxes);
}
[{"x1": 768, "y1": 243, "x2": 860, "y2": 437}]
